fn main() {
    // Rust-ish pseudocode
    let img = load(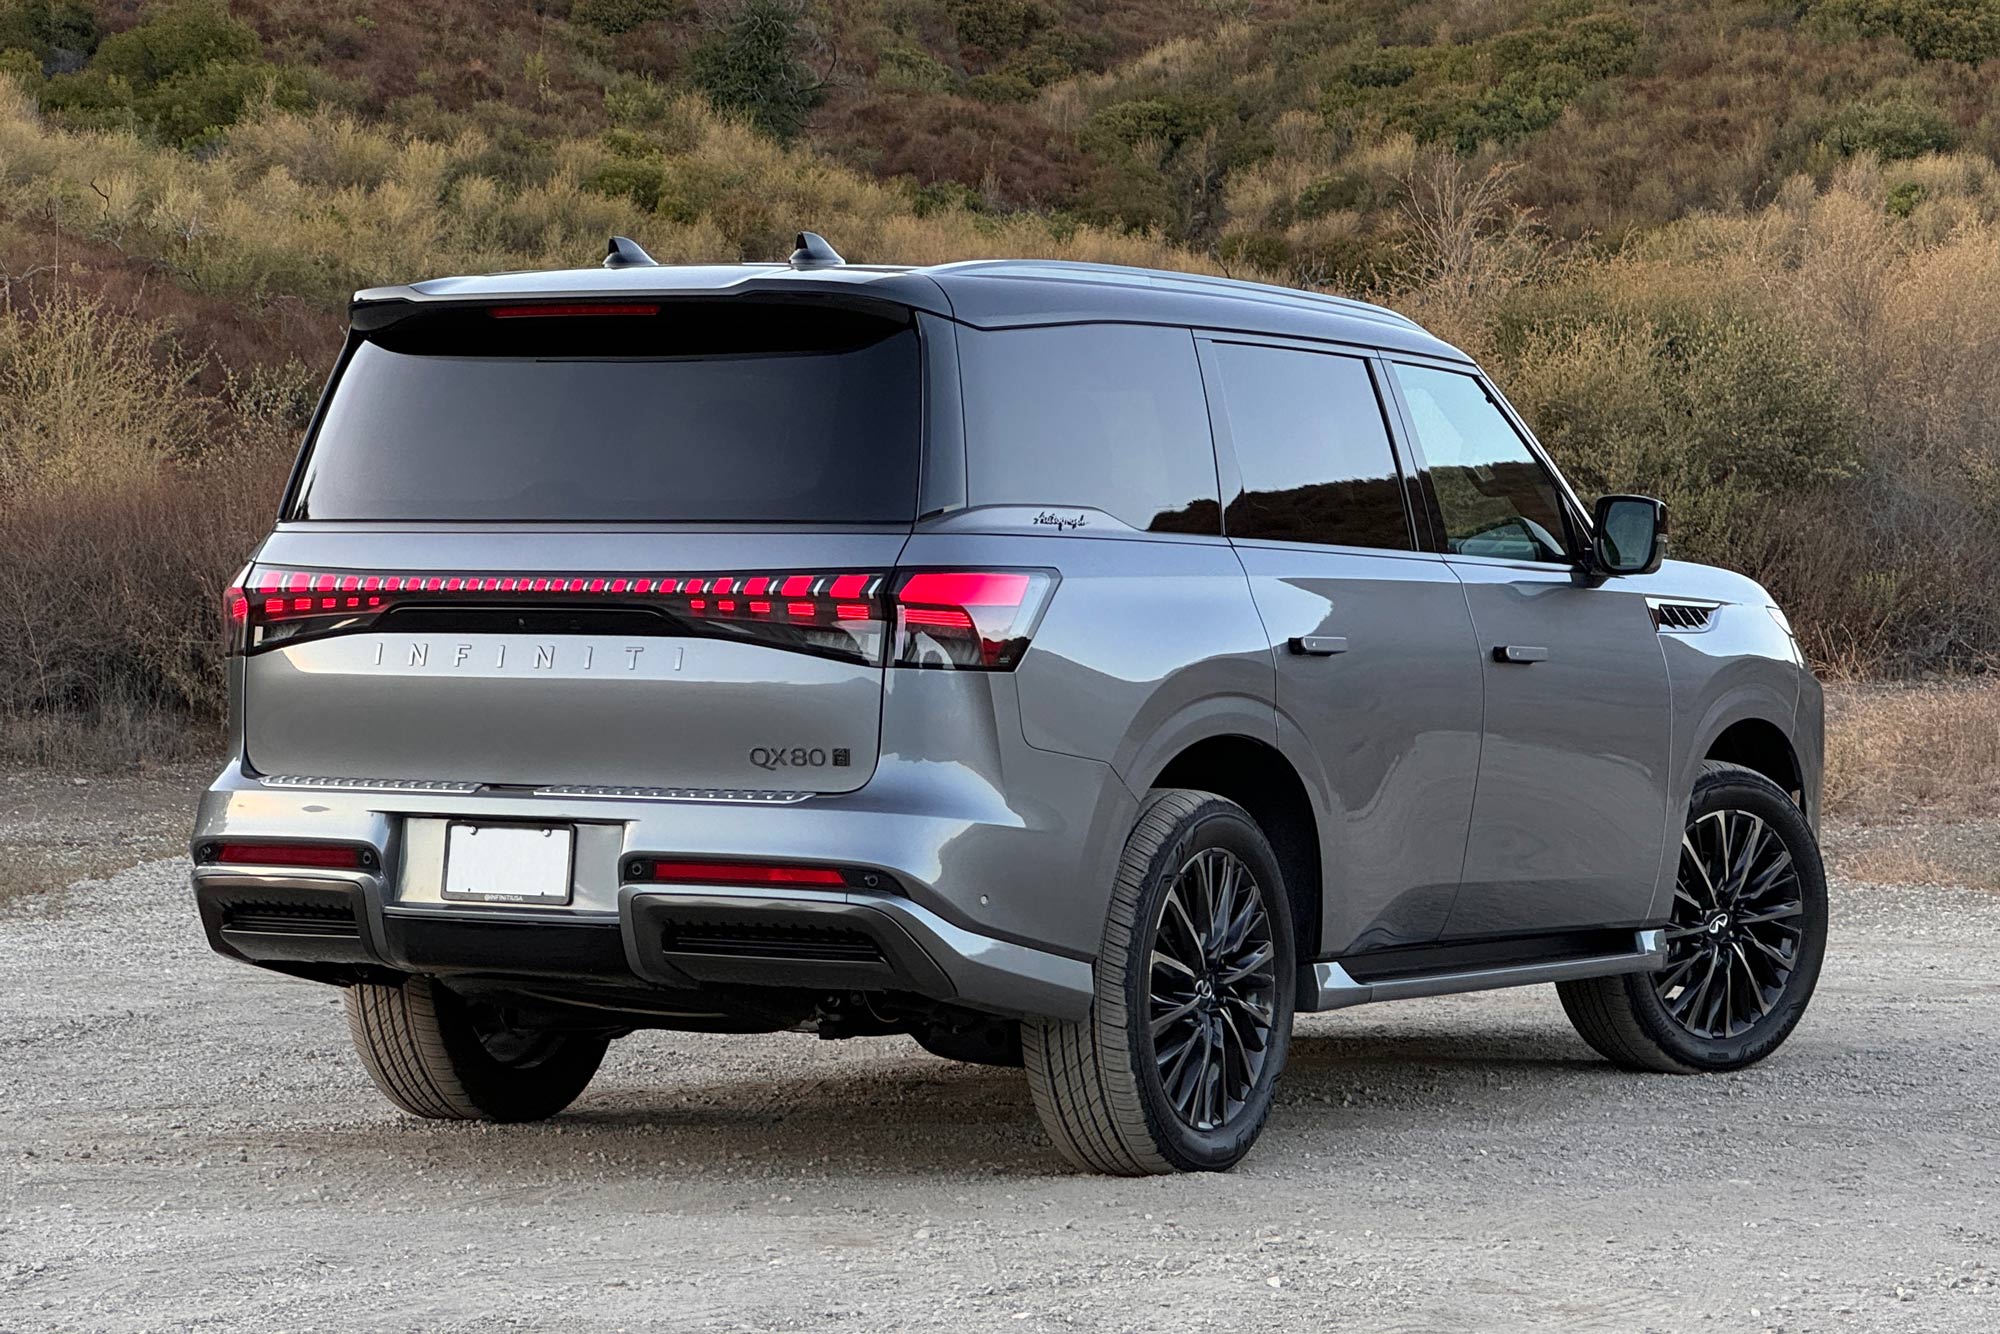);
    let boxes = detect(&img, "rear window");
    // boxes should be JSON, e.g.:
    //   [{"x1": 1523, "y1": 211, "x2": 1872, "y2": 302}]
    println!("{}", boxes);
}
[
  {"x1": 289, "y1": 303, "x2": 920, "y2": 523},
  {"x1": 957, "y1": 324, "x2": 1220, "y2": 534}
]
